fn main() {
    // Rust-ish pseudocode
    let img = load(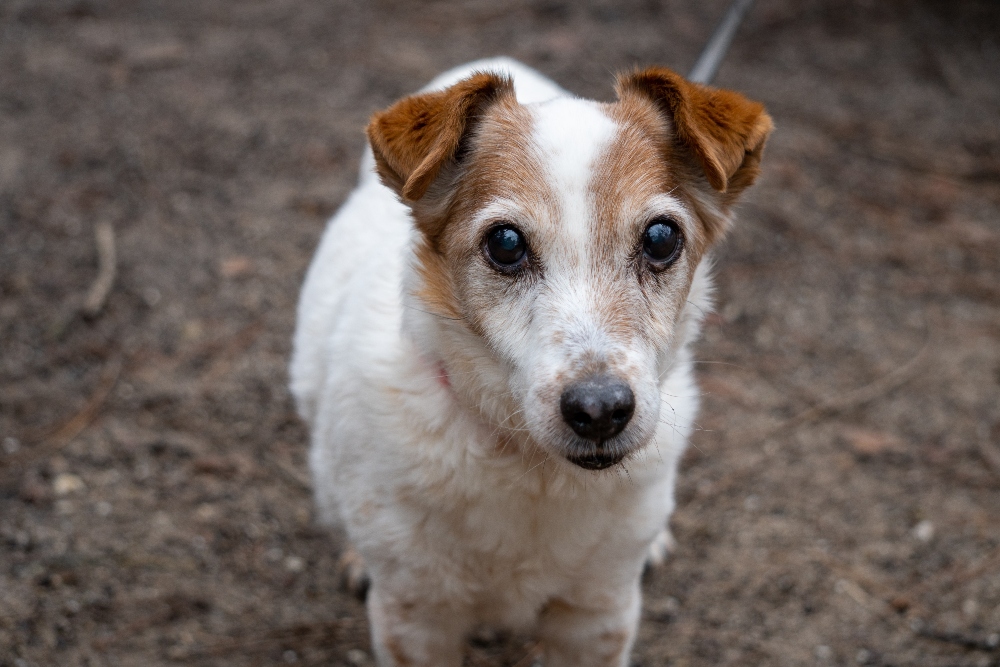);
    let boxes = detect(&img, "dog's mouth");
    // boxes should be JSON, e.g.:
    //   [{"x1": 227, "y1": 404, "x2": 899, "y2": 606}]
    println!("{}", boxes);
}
[{"x1": 566, "y1": 449, "x2": 627, "y2": 471}]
